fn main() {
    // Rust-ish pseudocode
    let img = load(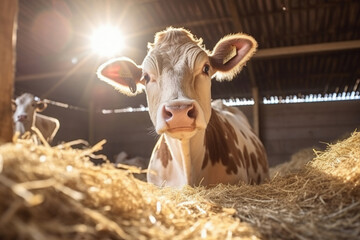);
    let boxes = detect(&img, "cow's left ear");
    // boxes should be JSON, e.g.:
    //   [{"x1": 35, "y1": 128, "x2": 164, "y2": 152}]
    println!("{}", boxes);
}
[
  {"x1": 97, "y1": 57, "x2": 144, "y2": 96},
  {"x1": 36, "y1": 101, "x2": 47, "y2": 112},
  {"x1": 209, "y1": 34, "x2": 257, "y2": 81}
]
